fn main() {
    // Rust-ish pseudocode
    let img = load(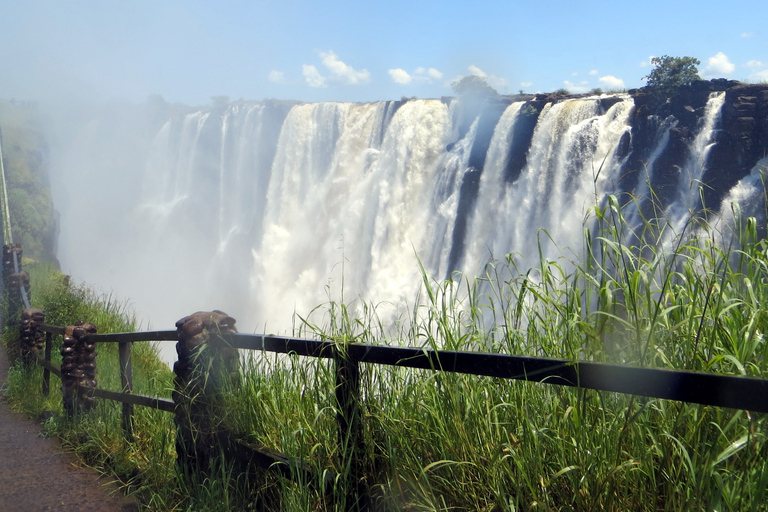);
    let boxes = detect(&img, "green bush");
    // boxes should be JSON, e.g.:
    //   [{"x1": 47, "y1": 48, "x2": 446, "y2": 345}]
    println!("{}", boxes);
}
[{"x1": 643, "y1": 55, "x2": 701, "y2": 102}]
